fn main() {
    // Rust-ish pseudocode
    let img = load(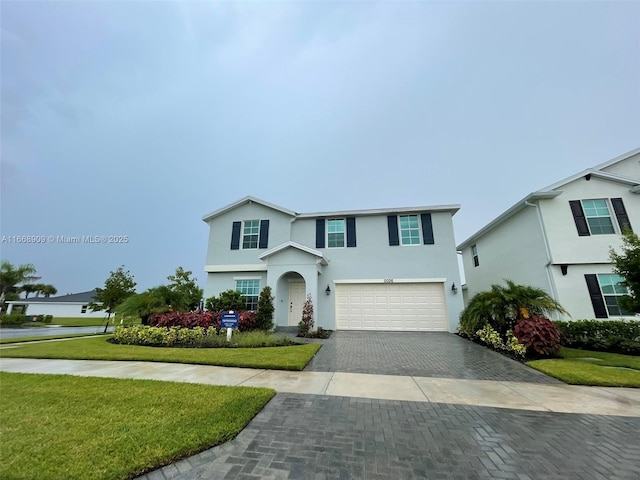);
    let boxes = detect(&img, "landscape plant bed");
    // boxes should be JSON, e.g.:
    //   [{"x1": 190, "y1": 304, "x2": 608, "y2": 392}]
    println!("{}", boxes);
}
[
  {"x1": 298, "y1": 327, "x2": 333, "y2": 339},
  {"x1": 0, "y1": 335, "x2": 322, "y2": 371},
  {"x1": 527, "y1": 347, "x2": 640, "y2": 387},
  {"x1": 0, "y1": 372, "x2": 274, "y2": 480},
  {"x1": 111, "y1": 325, "x2": 298, "y2": 348}
]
